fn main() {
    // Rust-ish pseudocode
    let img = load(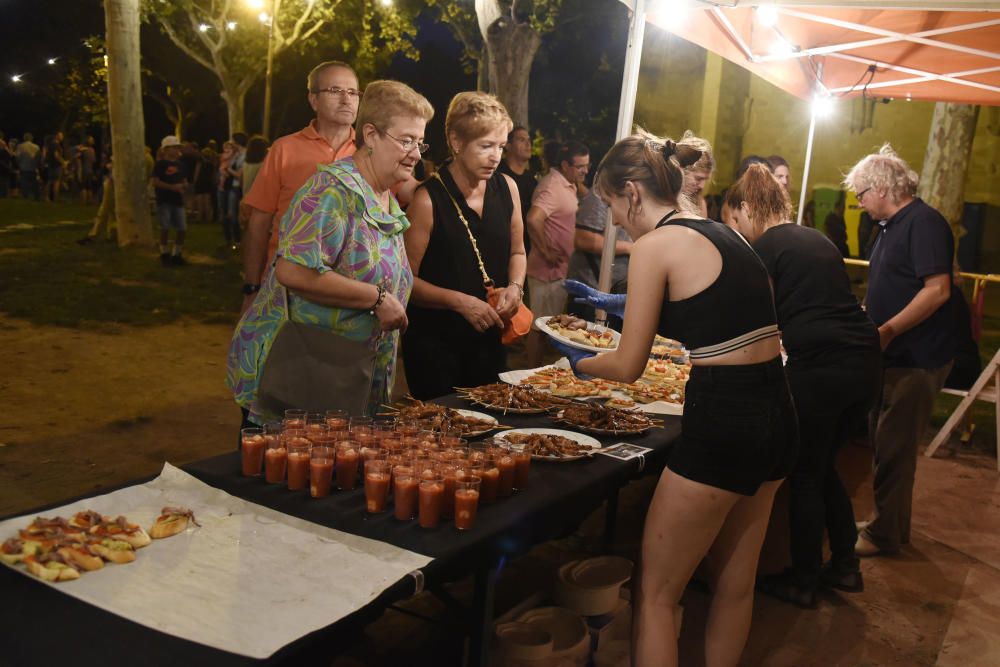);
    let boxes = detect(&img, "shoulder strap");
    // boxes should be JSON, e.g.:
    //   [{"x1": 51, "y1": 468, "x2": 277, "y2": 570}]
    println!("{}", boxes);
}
[{"x1": 431, "y1": 172, "x2": 493, "y2": 288}]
